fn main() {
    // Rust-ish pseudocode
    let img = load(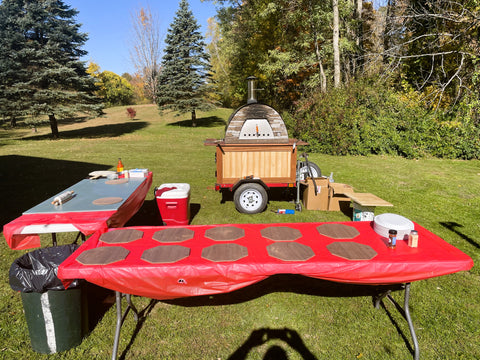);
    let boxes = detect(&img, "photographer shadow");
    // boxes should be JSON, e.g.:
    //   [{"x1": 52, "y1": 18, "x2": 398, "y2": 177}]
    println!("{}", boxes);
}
[{"x1": 228, "y1": 327, "x2": 317, "y2": 360}]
